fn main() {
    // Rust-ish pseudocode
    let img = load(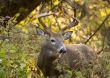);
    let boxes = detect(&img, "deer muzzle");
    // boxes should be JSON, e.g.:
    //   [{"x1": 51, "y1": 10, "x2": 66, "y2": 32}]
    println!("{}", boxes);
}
[
  {"x1": 59, "y1": 48, "x2": 67, "y2": 53},
  {"x1": 57, "y1": 45, "x2": 67, "y2": 53}
]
